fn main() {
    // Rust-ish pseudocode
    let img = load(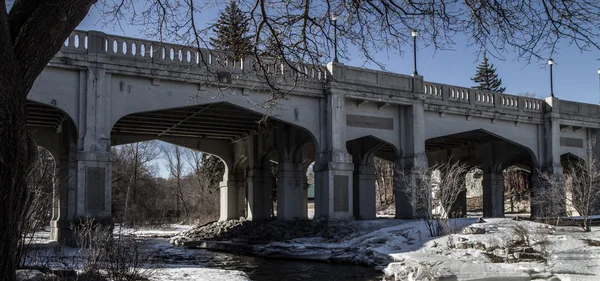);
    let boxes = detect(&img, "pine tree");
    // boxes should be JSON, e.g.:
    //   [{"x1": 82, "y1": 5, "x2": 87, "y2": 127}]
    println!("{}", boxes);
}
[
  {"x1": 210, "y1": 1, "x2": 254, "y2": 60},
  {"x1": 471, "y1": 52, "x2": 506, "y2": 93}
]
